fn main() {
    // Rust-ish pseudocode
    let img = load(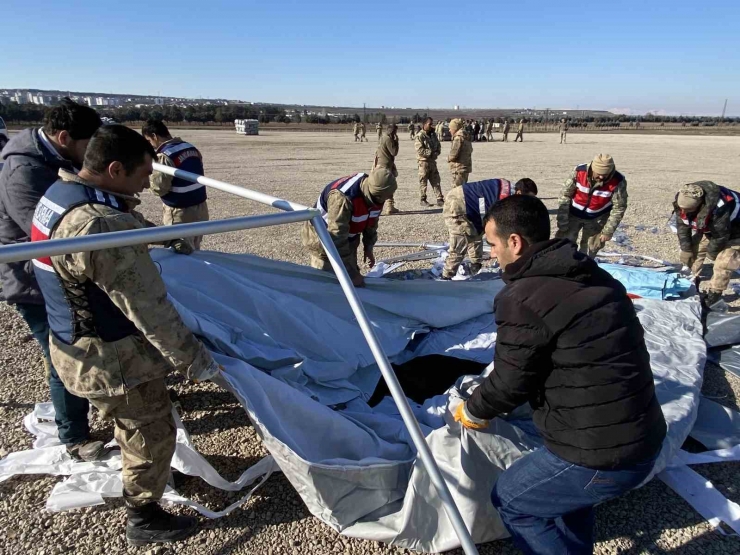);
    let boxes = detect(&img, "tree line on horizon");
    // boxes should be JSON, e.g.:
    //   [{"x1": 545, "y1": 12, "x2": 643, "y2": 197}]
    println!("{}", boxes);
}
[{"x1": 0, "y1": 101, "x2": 738, "y2": 127}]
